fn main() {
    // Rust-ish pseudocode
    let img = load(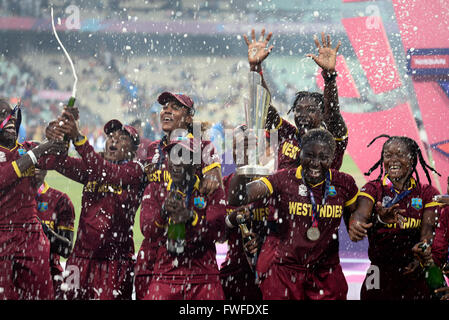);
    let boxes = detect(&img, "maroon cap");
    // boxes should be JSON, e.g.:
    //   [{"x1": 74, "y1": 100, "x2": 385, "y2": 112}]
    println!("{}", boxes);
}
[
  {"x1": 158, "y1": 91, "x2": 194, "y2": 110},
  {"x1": 104, "y1": 119, "x2": 140, "y2": 147}
]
